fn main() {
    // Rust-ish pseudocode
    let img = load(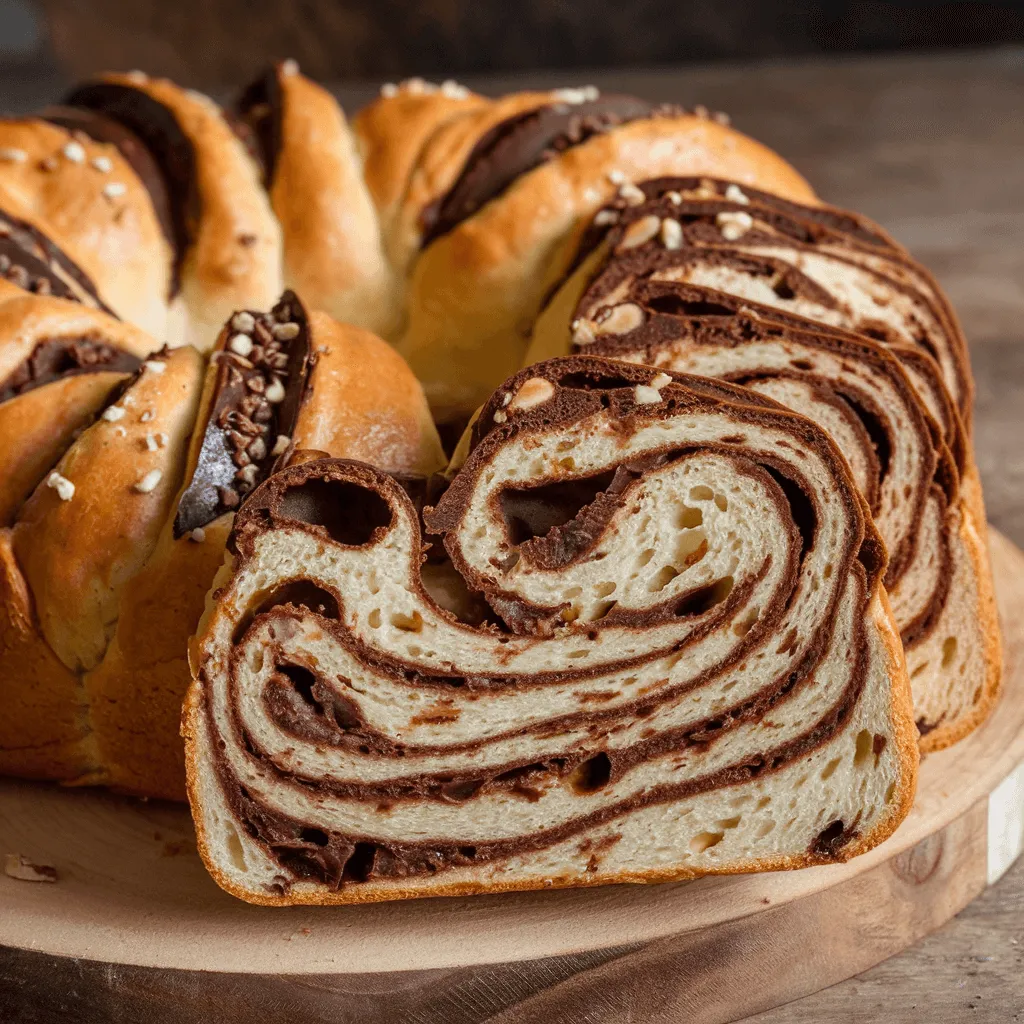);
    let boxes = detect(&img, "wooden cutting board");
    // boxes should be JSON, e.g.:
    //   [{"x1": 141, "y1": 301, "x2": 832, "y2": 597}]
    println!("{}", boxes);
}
[{"x1": 2, "y1": 527, "x2": 1023, "y2": 1024}]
